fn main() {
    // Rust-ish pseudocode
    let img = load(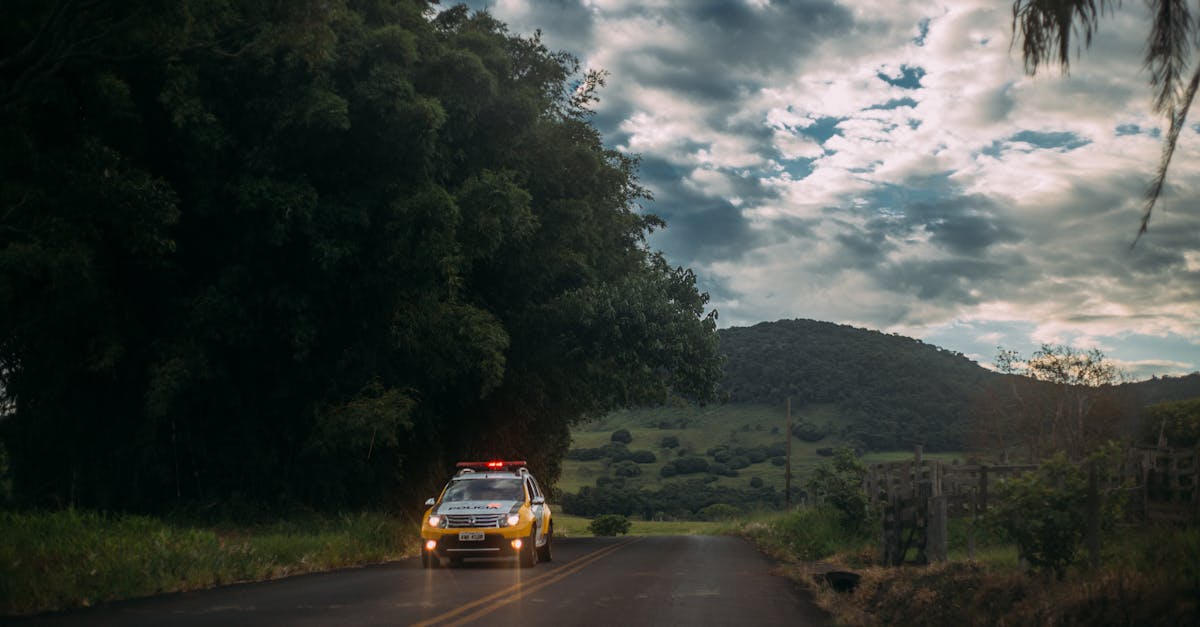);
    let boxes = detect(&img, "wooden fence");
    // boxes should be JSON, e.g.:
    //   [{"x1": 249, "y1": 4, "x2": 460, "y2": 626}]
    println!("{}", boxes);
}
[{"x1": 864, "y1": 445, "x2": 1200, "y2": 566}]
